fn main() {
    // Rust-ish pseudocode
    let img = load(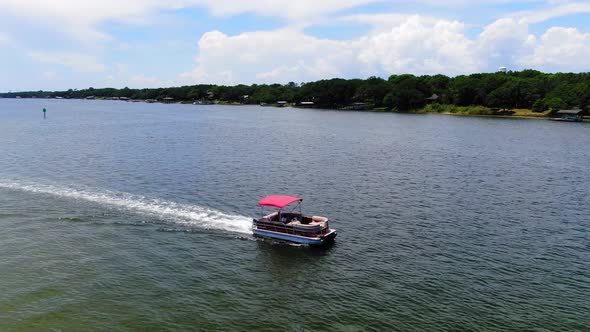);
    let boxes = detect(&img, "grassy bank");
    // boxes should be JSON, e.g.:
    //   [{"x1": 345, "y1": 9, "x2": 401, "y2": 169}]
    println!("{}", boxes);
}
[{"x1": 410, "y1": 103, "x2": 553, "y2": 119}]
